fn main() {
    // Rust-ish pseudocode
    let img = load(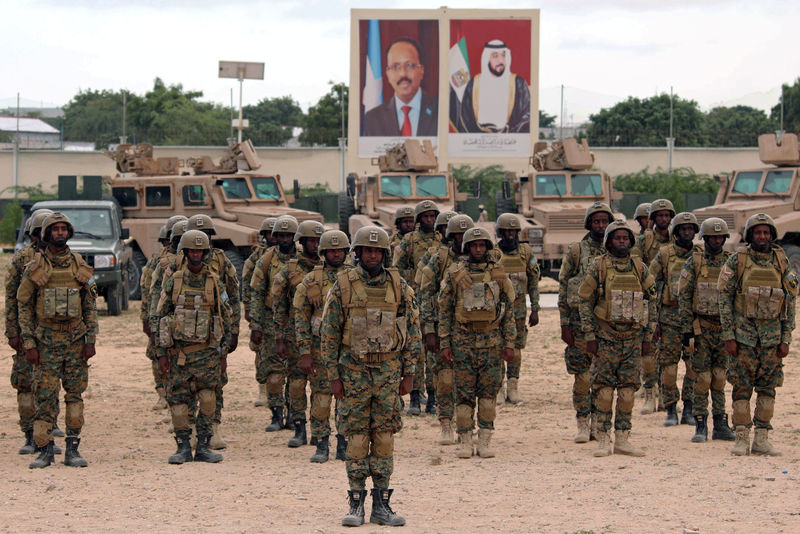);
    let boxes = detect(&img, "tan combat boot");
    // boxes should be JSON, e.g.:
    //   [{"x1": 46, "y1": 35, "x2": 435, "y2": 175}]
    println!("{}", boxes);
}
[
  {"x1": 613, "y1": 430, "x2": 645, "y2": 457},
  {"x1": 589, "y1": 413, "x2": 598, "y2": 441},
  {"x1": 640, "y1": 388, "x2": 656, "y2": 415},
  {"x1": 574, "y1": 416, "x2": 590, "y2": 443},
  {"x1": 457, "y1": 432, "x2": 473, "y2": 458},
  {"x1": 751, "y1": 428, "x2": 782, "y2": 456},
  {"x1": 496, "y1": 382, "x2": 506, "y2": 406},
  {"x1": 593, "y1": 430, "x2": 612, "y2": 457},
  {"x1": 438, "y1": 419, "x2": 456, "y2": 445},
  {"x1": 656, "y1": 385, "x2": 665, "y2": 412},
  {"x1": 506, "y1": 378, "x2": 521, "y2": 404},
  {"x1": 731, "y1": 425, "x2": 750, "y2": 456},
  {"x1": 476, "y1": 429, "x2": 495, "y2": 458},
  {"x1": 152, "y1": 388, "x2": 168, "y2": 411},
  {"x1": 254, "y1": 383, "x2": 268, "y2": 407},
  {"x1": 209, "y1": 423, "x2": 227, "y2": 450}
]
